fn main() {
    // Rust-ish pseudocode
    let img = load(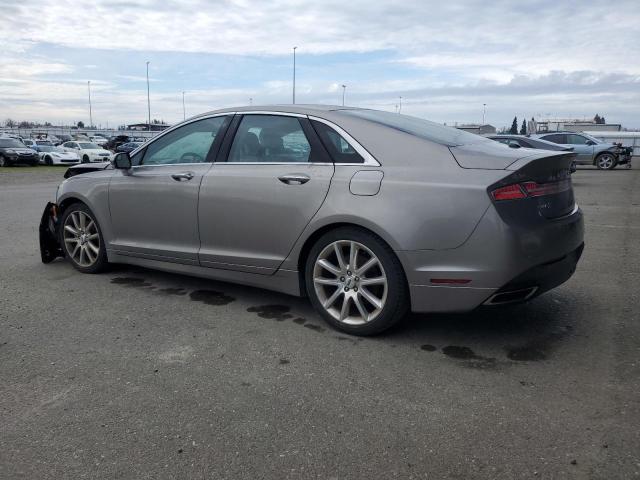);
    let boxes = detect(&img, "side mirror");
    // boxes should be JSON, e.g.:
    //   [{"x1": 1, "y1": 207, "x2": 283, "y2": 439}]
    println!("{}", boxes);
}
[
  {"x1": 508, "y1": 142, "x2": 521, "y2": 148},
  {"x1": 586, "y1": 140, "x2": 596, "y2": 146},
  {"x1": 113, "y1": 152, "x2": 132, "y2": 169}
]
